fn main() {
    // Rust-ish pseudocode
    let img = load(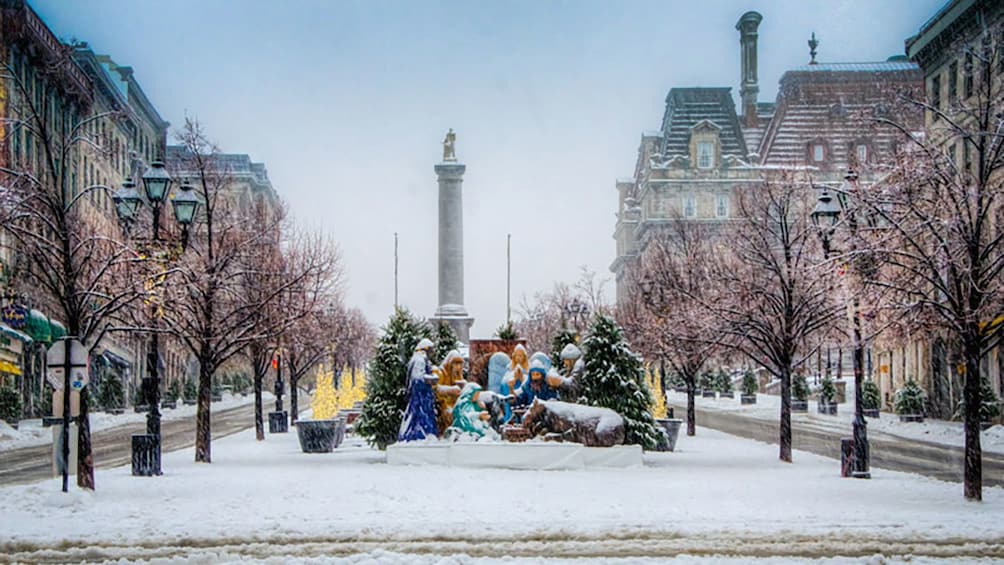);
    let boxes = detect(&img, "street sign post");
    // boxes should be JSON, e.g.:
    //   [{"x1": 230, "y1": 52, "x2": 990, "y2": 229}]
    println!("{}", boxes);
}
[{"x1": 46, "y1": 337, "x2": 87, "y2": 493}]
